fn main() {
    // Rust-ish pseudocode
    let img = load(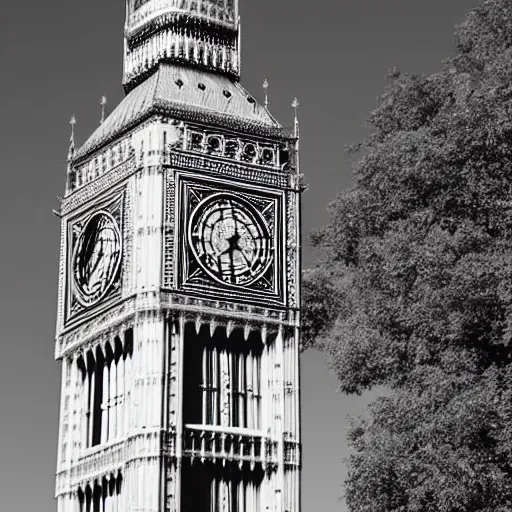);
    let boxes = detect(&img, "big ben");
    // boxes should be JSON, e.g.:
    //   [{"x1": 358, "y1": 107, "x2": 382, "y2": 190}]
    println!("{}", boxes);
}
[{"x1": 54, "y1": 2, "x2": 302, "y2": 511}]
